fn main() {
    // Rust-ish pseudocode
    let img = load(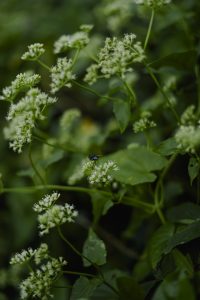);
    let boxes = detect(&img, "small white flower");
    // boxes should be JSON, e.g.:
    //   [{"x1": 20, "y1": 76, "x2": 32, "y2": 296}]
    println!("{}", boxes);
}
[
  {"x1": 10, "y1": 248, "x2": 36, "y2": 265},
  {"x1": 133, "y1": 111, "x2": 156, "y2": 133},
  {"x1": 0, "y1": 73, "x2": 41, "y2": 102},
  {"x1": 175, "y1": 124, "x2": 200, "y2": 154},
  {"x1": 54, "y1": 24, "x2": 93, "y2": 54},
  {"x1": 20, "y1": 257, "x2": 67, "y2": 299},
  {"x1": 34, "y1": 192, "x2": 78, "y2": 236},
  {"x1": 4, "y1": 88, "x2": 57, "y2": 153},
  {"x1": 88, "y1": 160, "x2": 119, "y2": 186},
  {"x1": 50, "y1": 58, "x2": 76, "y2": 93},
  {"x1": 21, "y1": 43, "x2": 45, "y2": 61}
]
